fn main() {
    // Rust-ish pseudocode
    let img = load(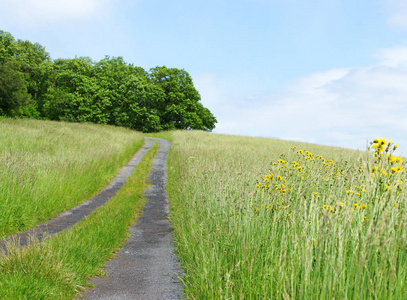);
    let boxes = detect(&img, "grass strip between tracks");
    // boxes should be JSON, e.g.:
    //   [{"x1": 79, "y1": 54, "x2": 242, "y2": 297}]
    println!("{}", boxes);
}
[{"x1": 0, "y1": 141, "x2": 159, "y2": 299}]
